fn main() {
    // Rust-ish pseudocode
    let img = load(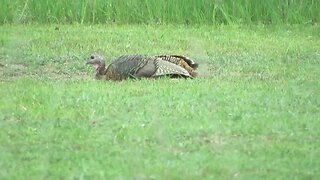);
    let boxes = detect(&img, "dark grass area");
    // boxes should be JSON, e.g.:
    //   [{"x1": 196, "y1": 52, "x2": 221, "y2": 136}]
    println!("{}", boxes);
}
[{"x1": 1, "y1": 0, "x2": 319, "y2": 25}]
